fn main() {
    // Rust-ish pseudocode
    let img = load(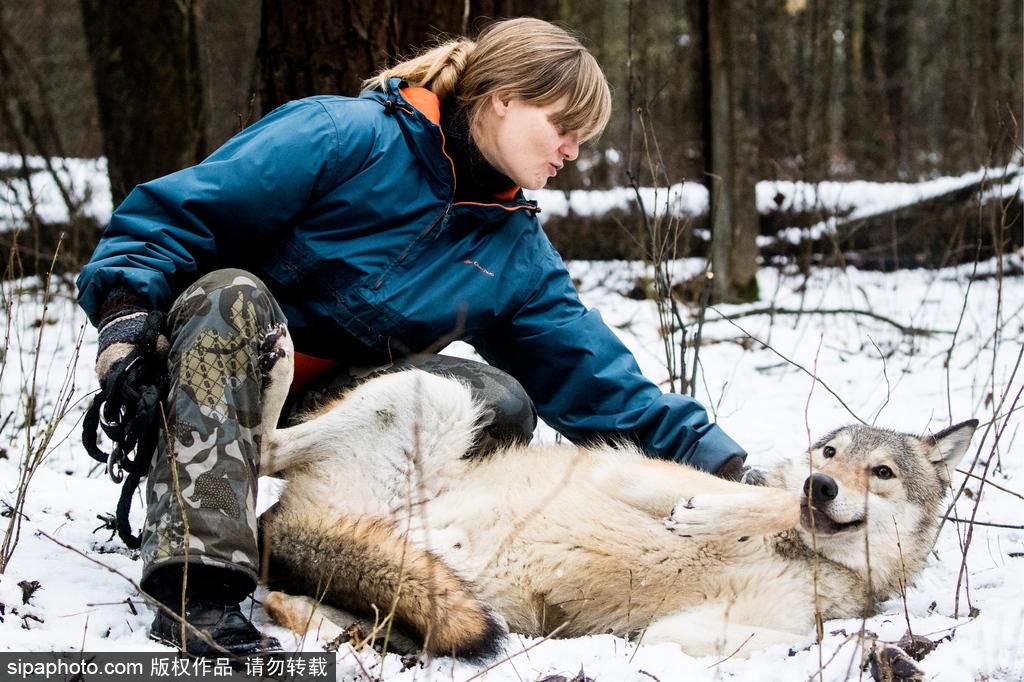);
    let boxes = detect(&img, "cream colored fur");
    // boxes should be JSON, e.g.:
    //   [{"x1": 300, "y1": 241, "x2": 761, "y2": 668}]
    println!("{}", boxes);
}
[{"x1": 257, "y1": 358, "x2": 975, "y2": 660}]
